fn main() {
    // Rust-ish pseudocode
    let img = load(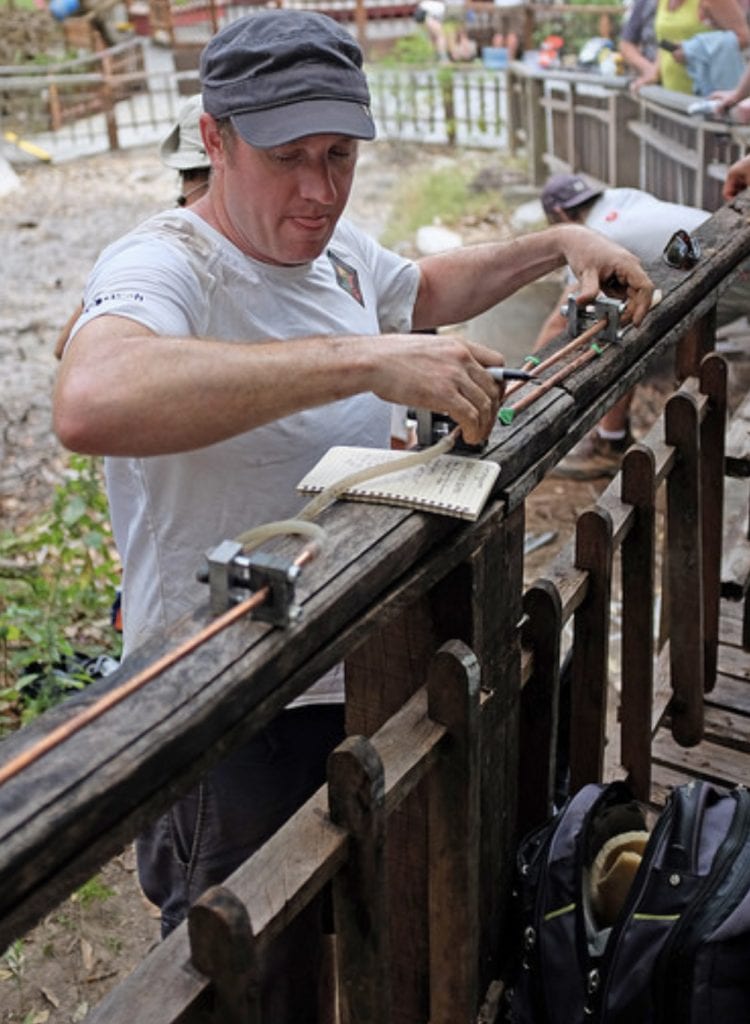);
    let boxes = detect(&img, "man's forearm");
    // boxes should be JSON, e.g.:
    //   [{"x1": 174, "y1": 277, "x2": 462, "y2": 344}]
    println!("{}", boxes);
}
[
  {"x1": 413, "y1": 228, "x2": 571, "y2": 329},
  {"x1": 54, "y1": 322, "x2": 382, "y2": 456}
]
